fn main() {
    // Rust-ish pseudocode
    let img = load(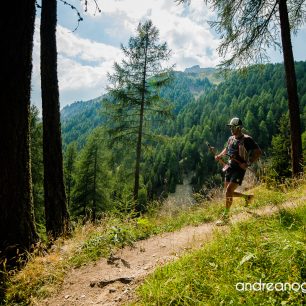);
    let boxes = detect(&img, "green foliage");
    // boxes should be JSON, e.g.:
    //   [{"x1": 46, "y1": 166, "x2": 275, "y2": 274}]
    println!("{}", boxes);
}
[
  {"x1": 68, "y1": 215, "x2": 156, "y2": 267},
  {"x1": 111, "y1": 186, "x2": 136, "y2": 215},
  {"x1": 71, "y1": 128, "x2": 113, "y2": 220},
  {"x1": 137, "y1": 188, "x2": 148, "y2": 211},
  {"x1": 103, "y1": 19, "x2": 173, "y2": 145},
  {"x1": 302, "y1": 131, "x2": 306, "y2": 163},
  {"x1": 30, "y1": 106, "x2": 45, "y2": 227},
  {"x1": 265, "y1": 114, "x2": 292, "y2": 183},
  {"x1": 64, "y1": 142, "x2": 78, "y2": 208},
  {"x1": 61, "y1": 99, "x2": 104, "y2": 149}
]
